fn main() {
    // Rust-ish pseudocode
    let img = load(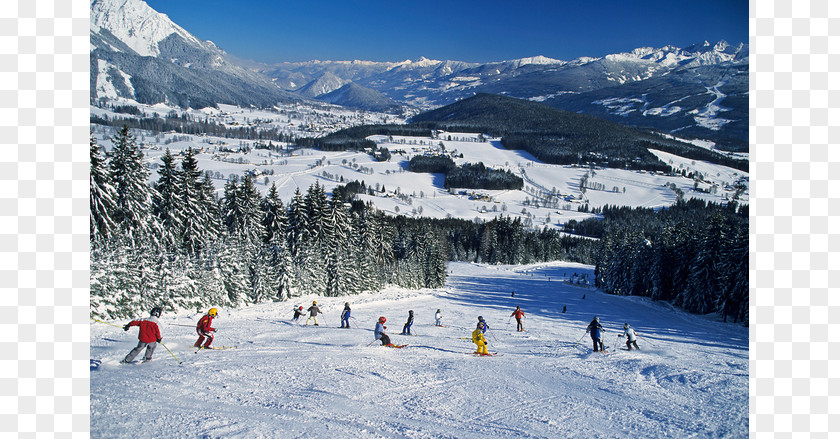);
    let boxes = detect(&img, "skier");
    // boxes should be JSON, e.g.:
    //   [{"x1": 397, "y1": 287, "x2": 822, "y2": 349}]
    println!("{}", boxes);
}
[
  {"x1": 586, "y1": 316, "x2": 605, "y2": 352},
  {"x1": 340, "y1": 302, "x2": 351, "y2": 328},
  {"x1": 194, "y1": 308, "x2": 217, "y2": 349},
  {"x1": 477, "y1": 316, "x2": 490, "y2": 334},
  {"x1": 472, "y1": 321, "x2": 489, "y2": 355},
  {"x1": 400, "y1": 310, "x2": 414, "y2": 335},
  {"x1": 292, "y1": 306, "x2": 304, "y2": 322},
  {"x1": 619, "y1": 323, "x2": 640, "y2": 350},
  {"x1": 511, "y1": 306, "x2": 526, "y2": 332},
  {"x1": 121, "y1": 307, "x2": 163, "y2": 363},
  {"x1": 374, "y1": 316, "x2": 392, "y2": 346},
  {"x1": 305, "y1": 301, "x2": 322, "y2": 326},
  {"x1": 434, "y1": 309, "x2": 443, "y2": 327}
]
